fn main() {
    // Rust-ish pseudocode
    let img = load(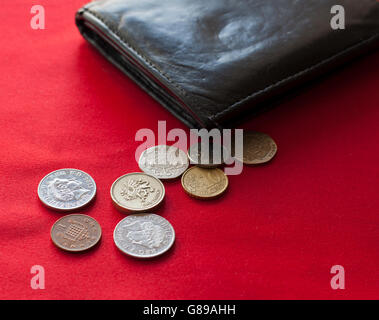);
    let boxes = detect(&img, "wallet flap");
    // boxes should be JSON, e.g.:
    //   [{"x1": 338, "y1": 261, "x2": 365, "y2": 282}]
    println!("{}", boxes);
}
[{"x1": 76, "y1": 0, "x2": 379, "y2": 128}]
